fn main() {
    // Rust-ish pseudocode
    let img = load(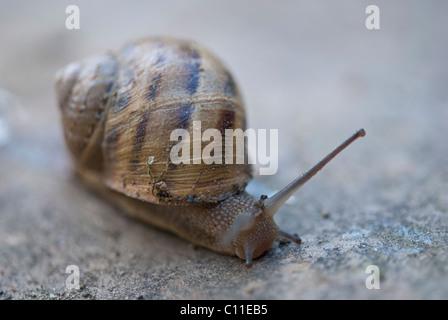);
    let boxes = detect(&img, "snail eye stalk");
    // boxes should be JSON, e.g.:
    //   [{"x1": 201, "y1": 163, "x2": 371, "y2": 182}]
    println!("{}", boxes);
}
[{"x1": 263, "y1": 129, "x2": 366, "y2": 218}]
